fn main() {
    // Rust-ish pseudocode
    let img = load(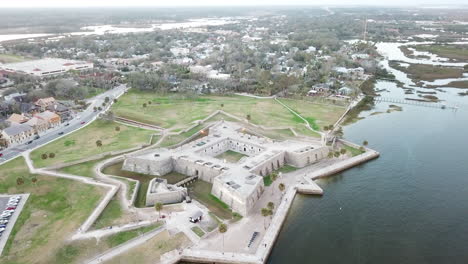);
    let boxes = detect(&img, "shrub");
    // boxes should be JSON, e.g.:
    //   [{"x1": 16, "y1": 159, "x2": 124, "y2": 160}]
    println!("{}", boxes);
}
[
  {"x1": 41, "y1": 153, "x2": 48, "y2": 160},
  {"x1": 49, "y1": 152, "x2": 55, "y2": 158}
]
